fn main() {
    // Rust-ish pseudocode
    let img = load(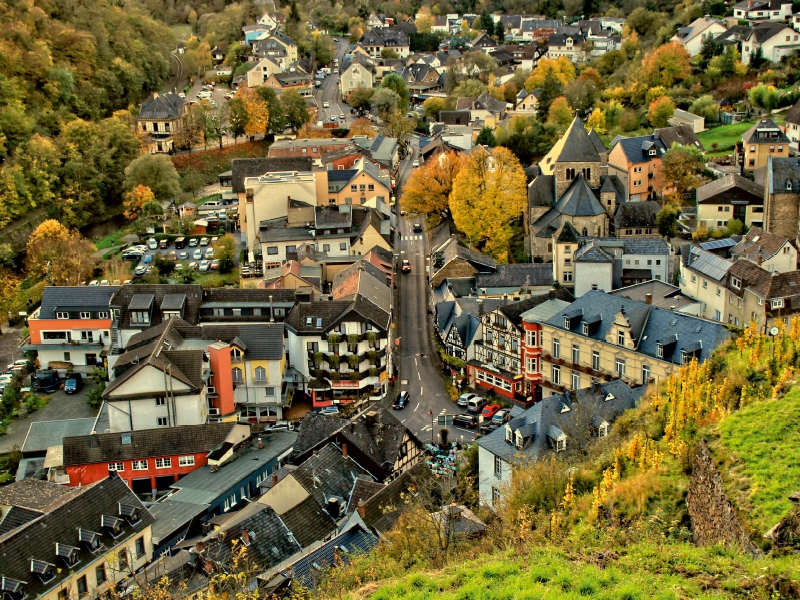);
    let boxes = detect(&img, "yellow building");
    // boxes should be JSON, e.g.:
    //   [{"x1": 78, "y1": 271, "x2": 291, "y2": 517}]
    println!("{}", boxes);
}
[{"x1": 742, "y1": 118, "x2": 790, "y2": 172}]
